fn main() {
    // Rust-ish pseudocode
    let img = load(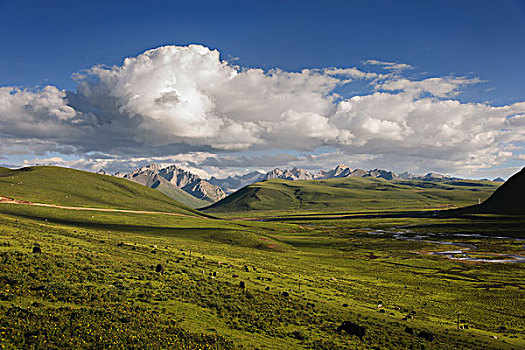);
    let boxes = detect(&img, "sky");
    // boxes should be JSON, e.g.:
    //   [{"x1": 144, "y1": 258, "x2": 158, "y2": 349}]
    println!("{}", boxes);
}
[{"x1": 0, "y1": 0, "x2": 524, "y2": 180}]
